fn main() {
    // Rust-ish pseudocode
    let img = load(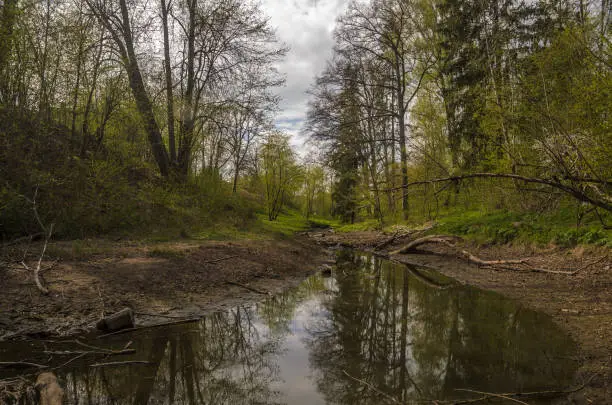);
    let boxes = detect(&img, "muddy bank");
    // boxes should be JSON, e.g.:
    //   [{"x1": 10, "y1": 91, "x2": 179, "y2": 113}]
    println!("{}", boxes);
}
[
  {"x1": 0, "y1": 237, "x2": 331, "y2": 340},
  {"x1": 308, "y1": 229, "x2": 612, "y2": 404}
]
